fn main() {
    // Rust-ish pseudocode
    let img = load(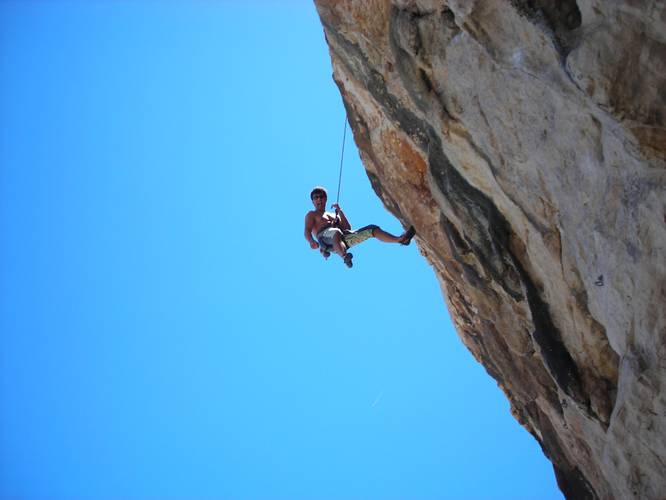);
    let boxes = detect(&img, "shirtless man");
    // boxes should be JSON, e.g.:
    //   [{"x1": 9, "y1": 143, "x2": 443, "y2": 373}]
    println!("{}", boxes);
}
[{"x1": 304, "y1": 186, "x2": 415, "y2": 268}]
